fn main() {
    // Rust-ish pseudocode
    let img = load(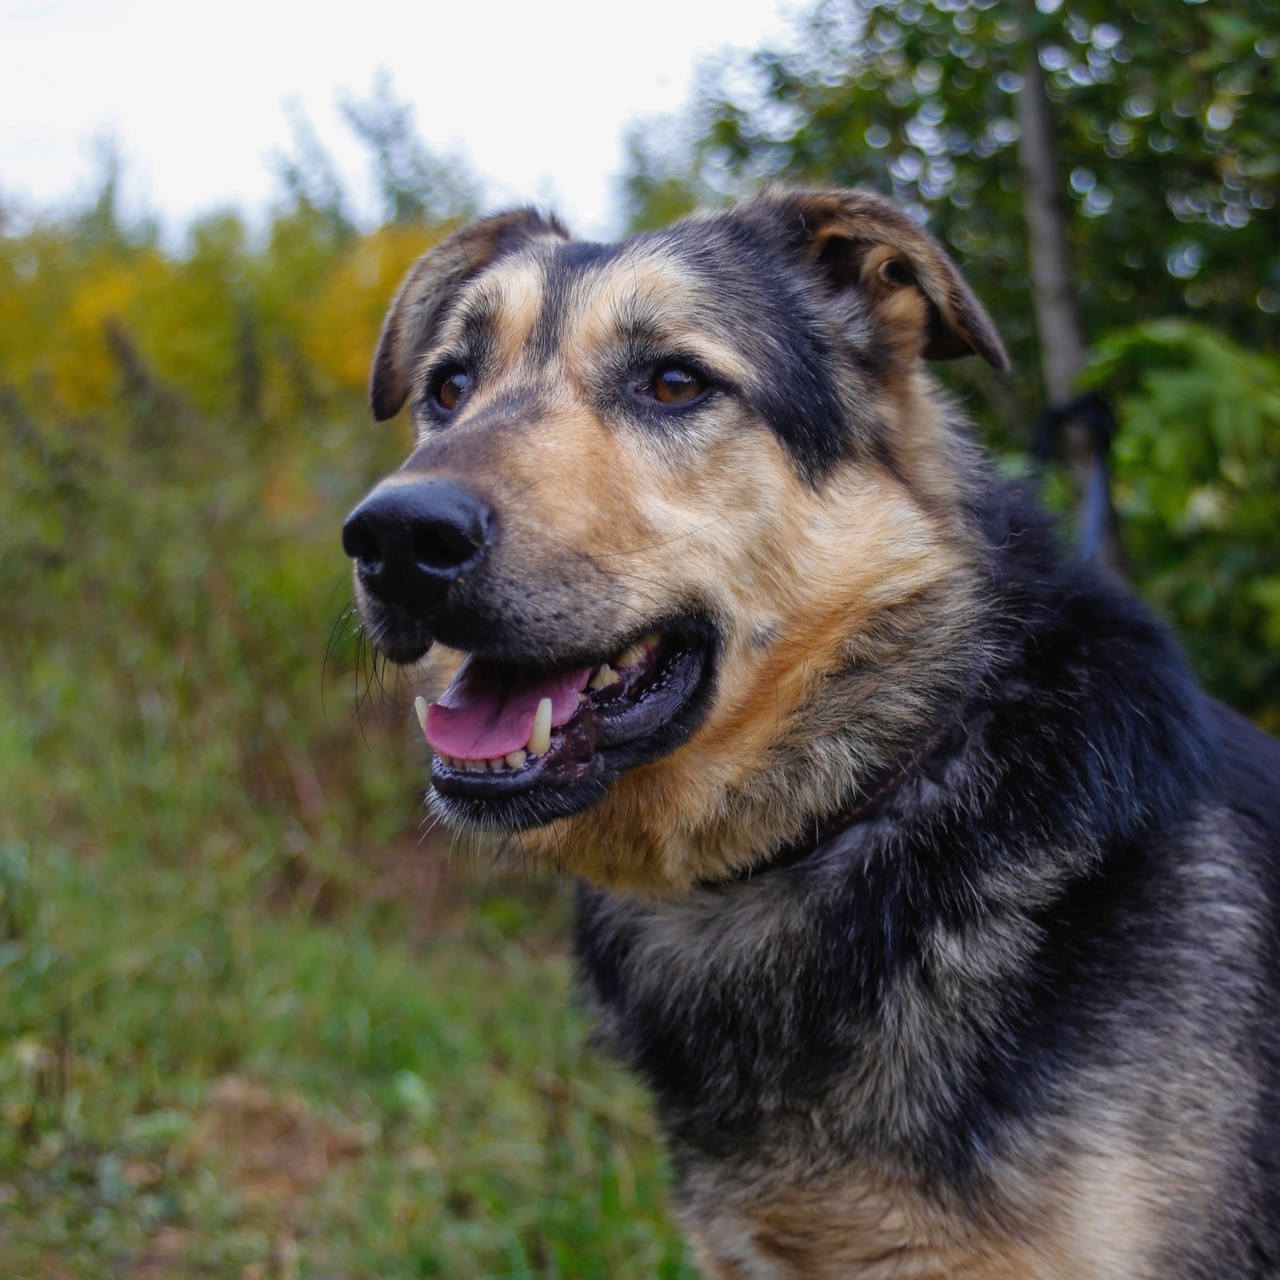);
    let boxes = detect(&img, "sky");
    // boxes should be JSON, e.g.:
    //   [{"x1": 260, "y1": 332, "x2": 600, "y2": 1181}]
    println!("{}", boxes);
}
[{"x1": 0, "y1": 0, "x2": 798, "y2": 240}]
